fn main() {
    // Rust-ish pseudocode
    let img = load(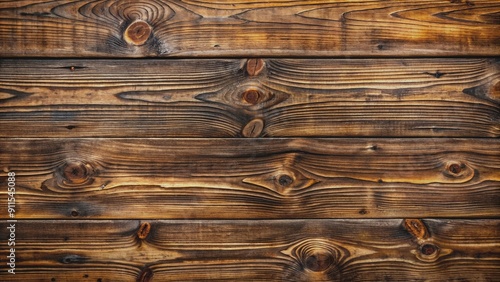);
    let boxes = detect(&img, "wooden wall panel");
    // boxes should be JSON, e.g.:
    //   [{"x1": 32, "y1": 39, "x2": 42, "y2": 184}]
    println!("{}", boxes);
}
[
  {"x1": 1, "y1": 58, "x2": 498, "y2": 137},
  {"x1": 0, "y1": 219, "x2": 498, "y2": 281},
  {"x1": 1, "y1": 138, "x2": 498, "y2": 219},
  {"x1": 0, "y1": 0, "x2": 499, "y2": 57},
  {"x1": 1, "y1": 1, "x2": 498, "y2": 280}
]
